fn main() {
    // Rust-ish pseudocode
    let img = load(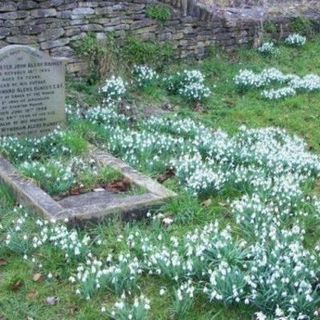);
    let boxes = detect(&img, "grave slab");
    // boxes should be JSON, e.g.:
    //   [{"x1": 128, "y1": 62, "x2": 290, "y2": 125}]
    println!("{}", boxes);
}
[{"x1": 0, "y1": 149, "x2": 176, "y2": 223}]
